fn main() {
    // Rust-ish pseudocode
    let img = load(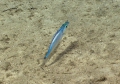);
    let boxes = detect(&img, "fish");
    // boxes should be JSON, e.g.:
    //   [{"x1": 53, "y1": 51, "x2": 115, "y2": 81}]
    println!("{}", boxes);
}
[{"x1": 44, "y1": 21, "x2": 69, "y2": 59}]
